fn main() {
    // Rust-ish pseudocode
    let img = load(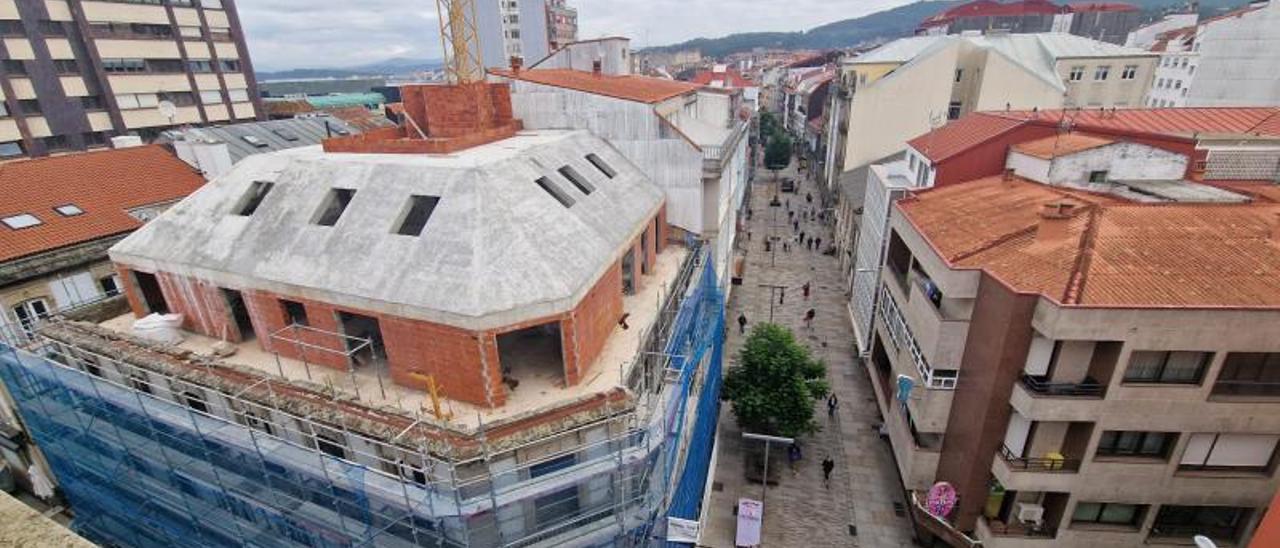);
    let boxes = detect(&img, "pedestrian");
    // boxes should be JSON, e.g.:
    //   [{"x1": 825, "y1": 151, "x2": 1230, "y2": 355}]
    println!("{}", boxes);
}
[
  {"x1": 804, "y1": 308, "x2": 816, "y2": 329},
  {"x1": 799, "y1": 230, "x2": 805, "y2": 243},
  {"x1": 788, "y1": 210, "x2": 794, "y2": 220},
  {"x1": 793, "y1": 220, "x2": 799, "y2": 231},
  {"x1": 816, "y1": 236, "x2": 822, "y2": 250},
  {"x1": 806, "y1": 192, "x2": 813, "y2": 204},
  {"x1": 827, "y1": 393, "x2": 839, "y2": 417},
  {"x1": 822, "y1": 457, "x2": 835, "y2": 487},
  {"x1": 788, "y1": 442, "x2": 802, "y2": 475},
  {"x1": 783, "y1": 241, "x2": 790, "y2": 253},
  {"x1": 747, "y1": 208, "x2": 753, "y2": 220},
  {"x1": 737, "y1": 313, "x2": 748, "y2": 335},
  {"x1": 785, "y1": 198, "x2": 790, "y2": 209},
  {"x1": 803, "y1": 282, "x2": 811, "y2": 300},
  {"x1": 746, "y1": 230, "x2": 752, "y2": 241},
  {"x1": 807, "y1": 236, "x2": 814, "y2": 250}
]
